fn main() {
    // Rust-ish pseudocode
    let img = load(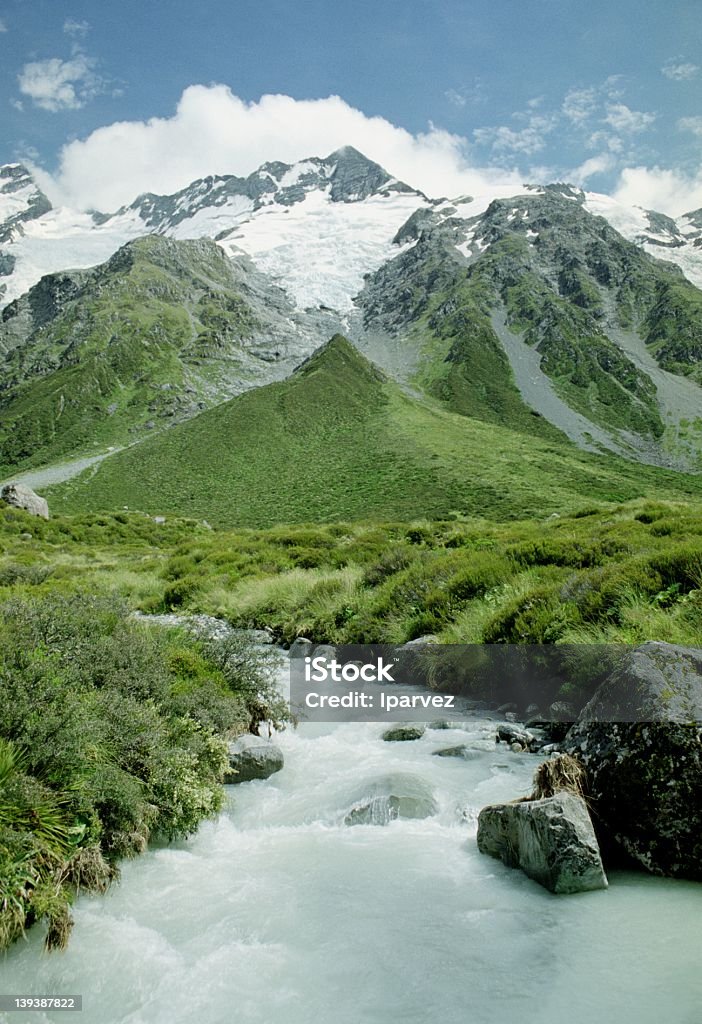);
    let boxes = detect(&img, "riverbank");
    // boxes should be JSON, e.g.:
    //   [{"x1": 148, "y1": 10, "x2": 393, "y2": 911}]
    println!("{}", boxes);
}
[{"x1": 3, "y1": 679, "x2": 702, "y2": 1024}]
